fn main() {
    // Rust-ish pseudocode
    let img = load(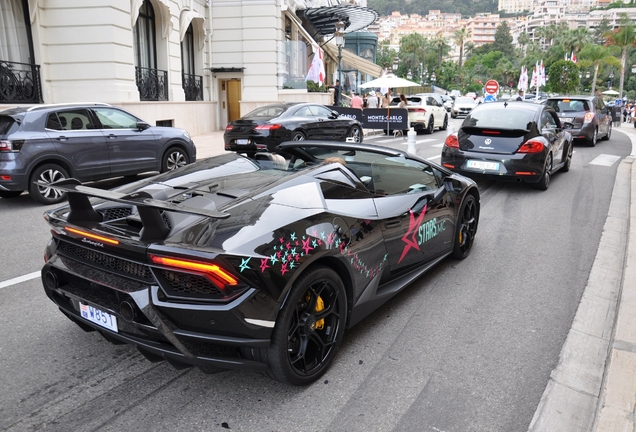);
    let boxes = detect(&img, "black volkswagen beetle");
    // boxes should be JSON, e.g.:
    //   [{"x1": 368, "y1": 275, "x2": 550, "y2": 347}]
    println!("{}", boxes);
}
[
  {"x1": 40, "y1": 141, "x2": 479, "y2": 385},
  {"x1": 441, "y1": 101, "x2": 574, "y2": 190},
  {"x1": 224, "y1": 103, "x2": 363, "y2": 154}
]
